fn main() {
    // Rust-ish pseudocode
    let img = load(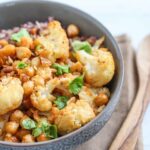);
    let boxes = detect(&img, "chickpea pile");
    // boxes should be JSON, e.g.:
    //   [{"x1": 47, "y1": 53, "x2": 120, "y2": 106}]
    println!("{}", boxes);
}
[{"x1": 0, "y1": 19, "x2": 115, "y2": 143}]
